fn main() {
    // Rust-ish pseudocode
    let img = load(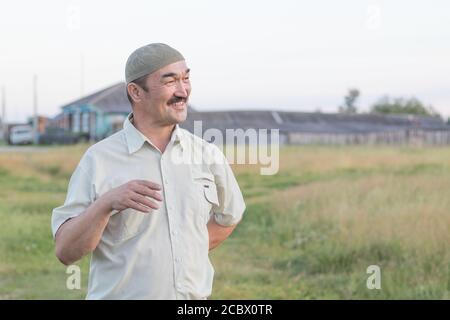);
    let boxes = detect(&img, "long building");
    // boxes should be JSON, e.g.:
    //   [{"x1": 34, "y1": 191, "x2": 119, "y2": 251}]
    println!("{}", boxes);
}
[{"x1": 50, "y1": 83, "x2": 450, "y2": 145}]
